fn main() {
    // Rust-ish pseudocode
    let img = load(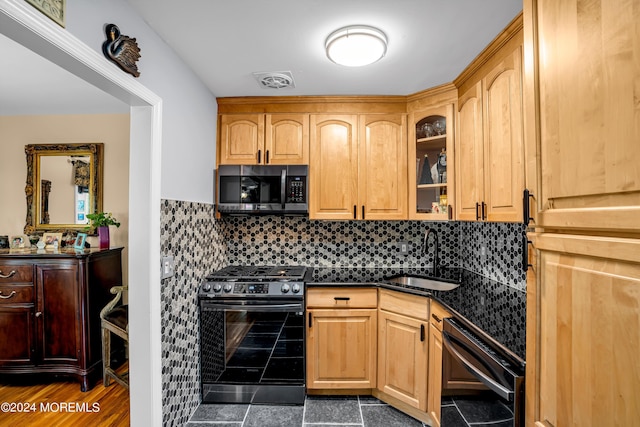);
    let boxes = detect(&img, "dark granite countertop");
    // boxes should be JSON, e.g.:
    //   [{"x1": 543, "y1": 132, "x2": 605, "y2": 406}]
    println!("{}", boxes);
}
[{"x1": 306, "y1": 266, "x2": 525, "y2": 361}]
